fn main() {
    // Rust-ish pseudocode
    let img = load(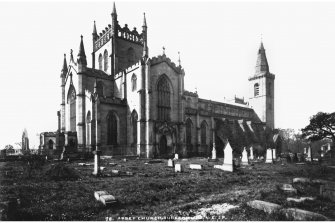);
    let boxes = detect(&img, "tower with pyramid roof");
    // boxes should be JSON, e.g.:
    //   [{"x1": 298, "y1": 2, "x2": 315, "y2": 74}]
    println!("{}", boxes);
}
[{"x1": 248, "y1": 42, "x2": 275, "y2": 129}]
